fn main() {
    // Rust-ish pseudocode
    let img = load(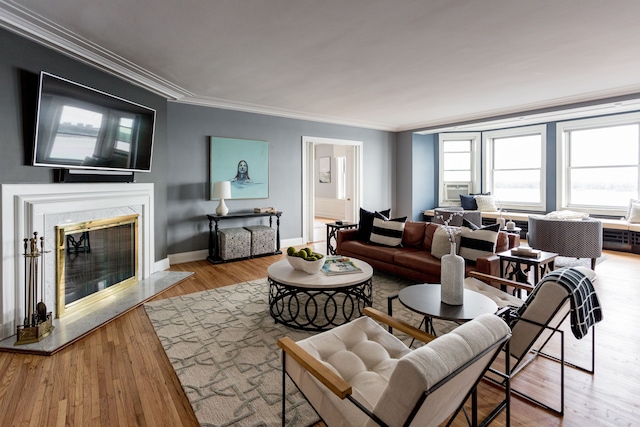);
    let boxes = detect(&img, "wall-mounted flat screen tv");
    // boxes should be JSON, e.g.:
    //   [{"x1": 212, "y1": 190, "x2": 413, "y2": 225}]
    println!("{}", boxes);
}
[{"x1": 33, "y1": 72, "x2": 156, "y2": 173}]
